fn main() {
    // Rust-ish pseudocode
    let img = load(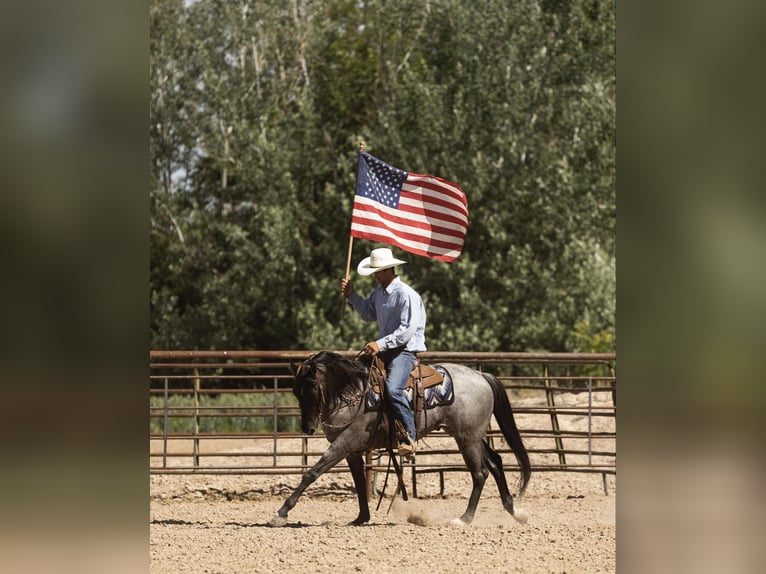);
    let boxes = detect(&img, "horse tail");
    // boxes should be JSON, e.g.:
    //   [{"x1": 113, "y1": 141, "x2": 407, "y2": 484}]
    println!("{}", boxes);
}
[{"x1": 483, "y1": 372, "x2": 531, "y2": 497}]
